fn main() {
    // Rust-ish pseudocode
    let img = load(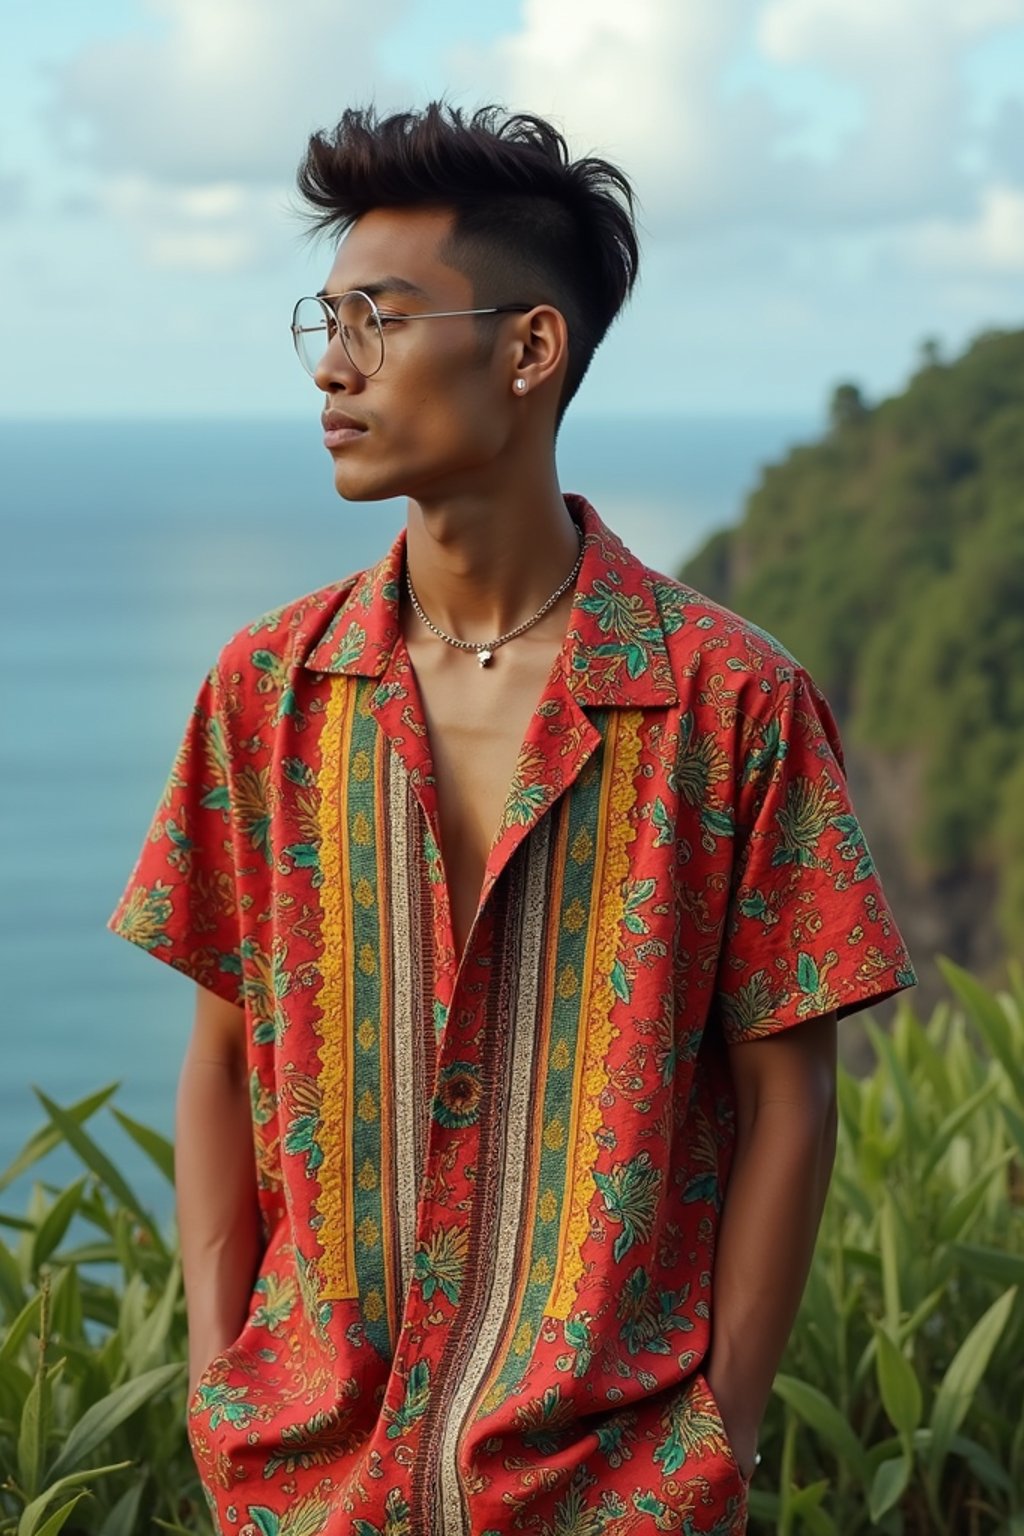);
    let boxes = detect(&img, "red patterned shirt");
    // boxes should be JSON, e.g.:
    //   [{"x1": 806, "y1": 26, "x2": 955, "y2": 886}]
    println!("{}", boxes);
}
[{"x1": 109, "y1": 495, "x2": 914, "y2": 1536}]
